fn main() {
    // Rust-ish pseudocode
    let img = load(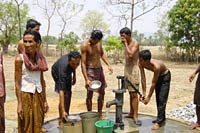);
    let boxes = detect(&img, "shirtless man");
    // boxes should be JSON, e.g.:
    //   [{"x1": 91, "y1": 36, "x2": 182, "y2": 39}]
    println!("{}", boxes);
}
[
  {"x1": 81, "y1": 30, "x2": 113, "y2": 119},
  {"x1": 18, "y1": 19, "x2": 41, "y2": 53},
  {"x1": 139, "y1": 50, "x2": 171, "y2": 130},
  {"x1": 120, "y1": 27, "x2": 143, "y2": 126}
]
